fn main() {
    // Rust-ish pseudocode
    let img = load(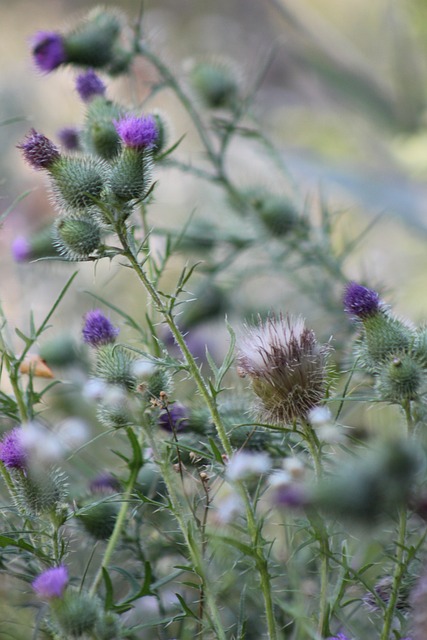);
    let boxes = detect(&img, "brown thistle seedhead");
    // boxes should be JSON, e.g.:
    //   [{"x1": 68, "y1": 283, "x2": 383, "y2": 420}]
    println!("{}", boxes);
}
[{"x1": 237, "y1": 314, "x2": 330, "y2": 425}]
